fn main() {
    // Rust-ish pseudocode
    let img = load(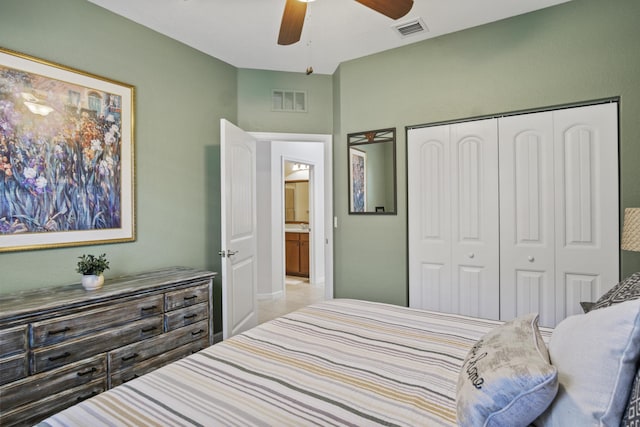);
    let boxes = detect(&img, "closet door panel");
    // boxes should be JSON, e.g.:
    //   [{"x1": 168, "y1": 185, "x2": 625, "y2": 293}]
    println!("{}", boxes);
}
[
  {"x1": 564, "y1": 273, "x2": 601, "y2": 317},
  {"x1": 498, "y1": 112, "x2": 556, "y2": 326},
  {"x1": 514, "y1": 270, "x2": 546, "y2": 315},
  {"x1": 450, "y1": 119, "x2": 500, "y2": 320},
  {"x1": 554, "y1": 103, "x2": 619, "y2": 320},
  {"x1": 408, "y1": 125, "x2": 452, "y2": 311},
  {"x1": 457, "y1": 266, "x2": 486, "y2": 318}
]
